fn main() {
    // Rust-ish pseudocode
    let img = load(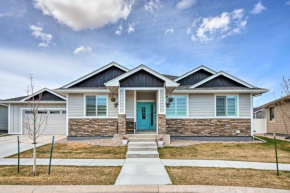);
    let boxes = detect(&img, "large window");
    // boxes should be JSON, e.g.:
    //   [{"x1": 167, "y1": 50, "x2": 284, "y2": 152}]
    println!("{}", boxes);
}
[
  {"x1": 270, "y1": 107, "x2": 275, "y2": 121},
  {"x1": 97, "y1": 96, "x2": 107, "y2": 116},
  {"x1": 166, "y1": 96, "x2": 187, "y2": 117},
  {"x1": 216, "y1": 95, "x2": 237, "y2": 117},
  {"x1": 86, "y1": 96, "x2": 107, "y2": 117}
]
